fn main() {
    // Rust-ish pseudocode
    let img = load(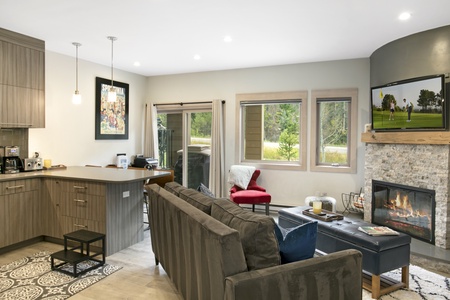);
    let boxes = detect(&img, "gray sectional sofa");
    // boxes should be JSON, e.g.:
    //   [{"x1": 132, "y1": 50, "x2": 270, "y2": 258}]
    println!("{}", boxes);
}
[{"x1": 145, "y1": 182, "x2": 363, "y2": 300}]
